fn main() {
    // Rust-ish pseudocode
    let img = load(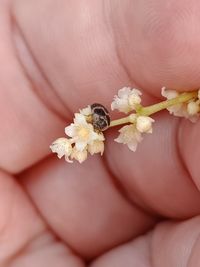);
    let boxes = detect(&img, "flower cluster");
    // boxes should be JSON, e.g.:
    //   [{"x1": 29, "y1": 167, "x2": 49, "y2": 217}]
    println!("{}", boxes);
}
[
  {"x1": 111, "y1": 87, "x2": 142, "y2": 113},
  {"x1": 111, "y1": 87, "x2": 154, "y2": 151},
  {"x1": 50, "y1": 86, "x2": 200, "y2": 163},
  {"x1": 161, "y1": 87, "x2": 200, "y2": 122},
  {"x1": 115, "y1": 115, "x2": 154, "y2": 151},
  {"x1": 50, "y1": 106, "x2": 104, "y2": 163}
]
